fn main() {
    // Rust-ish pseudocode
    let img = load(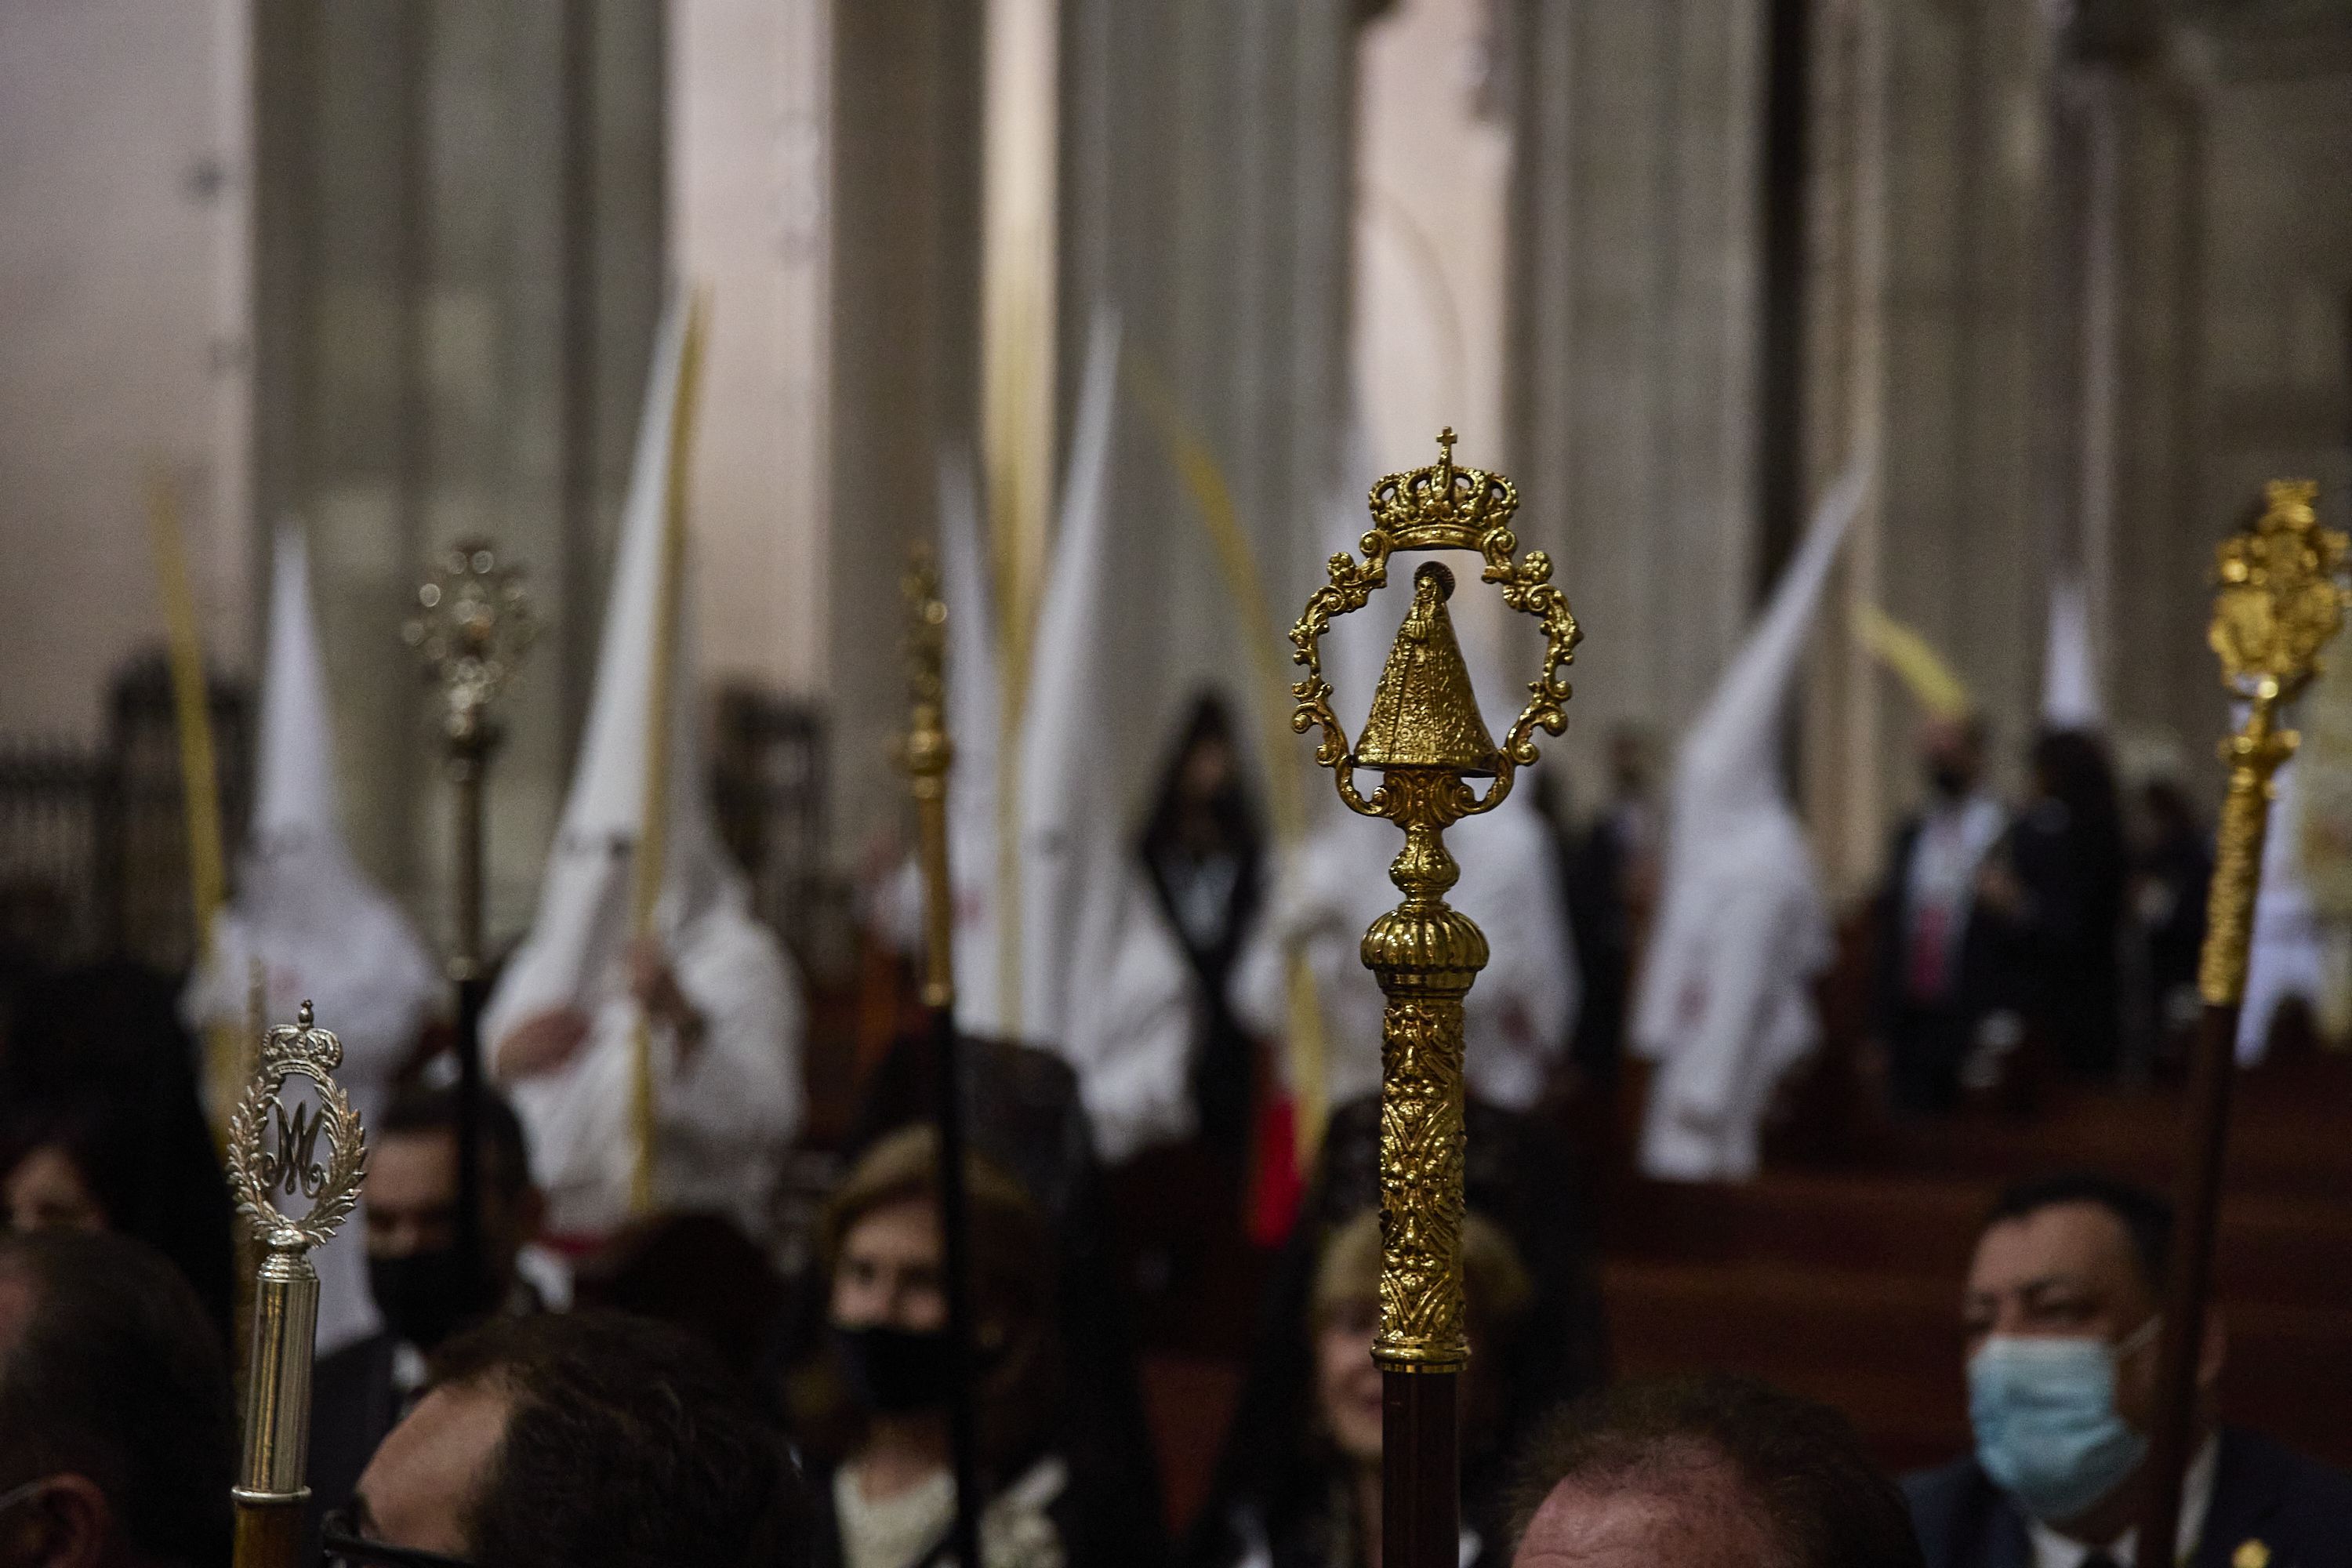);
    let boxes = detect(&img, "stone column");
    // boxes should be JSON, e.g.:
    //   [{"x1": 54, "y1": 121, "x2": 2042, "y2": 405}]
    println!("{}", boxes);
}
[
  {"x1": 249, "y1": 0, "x2": 664, "y2": 945},
  {"x1": 1505, "y1": 0, "x2": 1769, "y2": 811}
]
